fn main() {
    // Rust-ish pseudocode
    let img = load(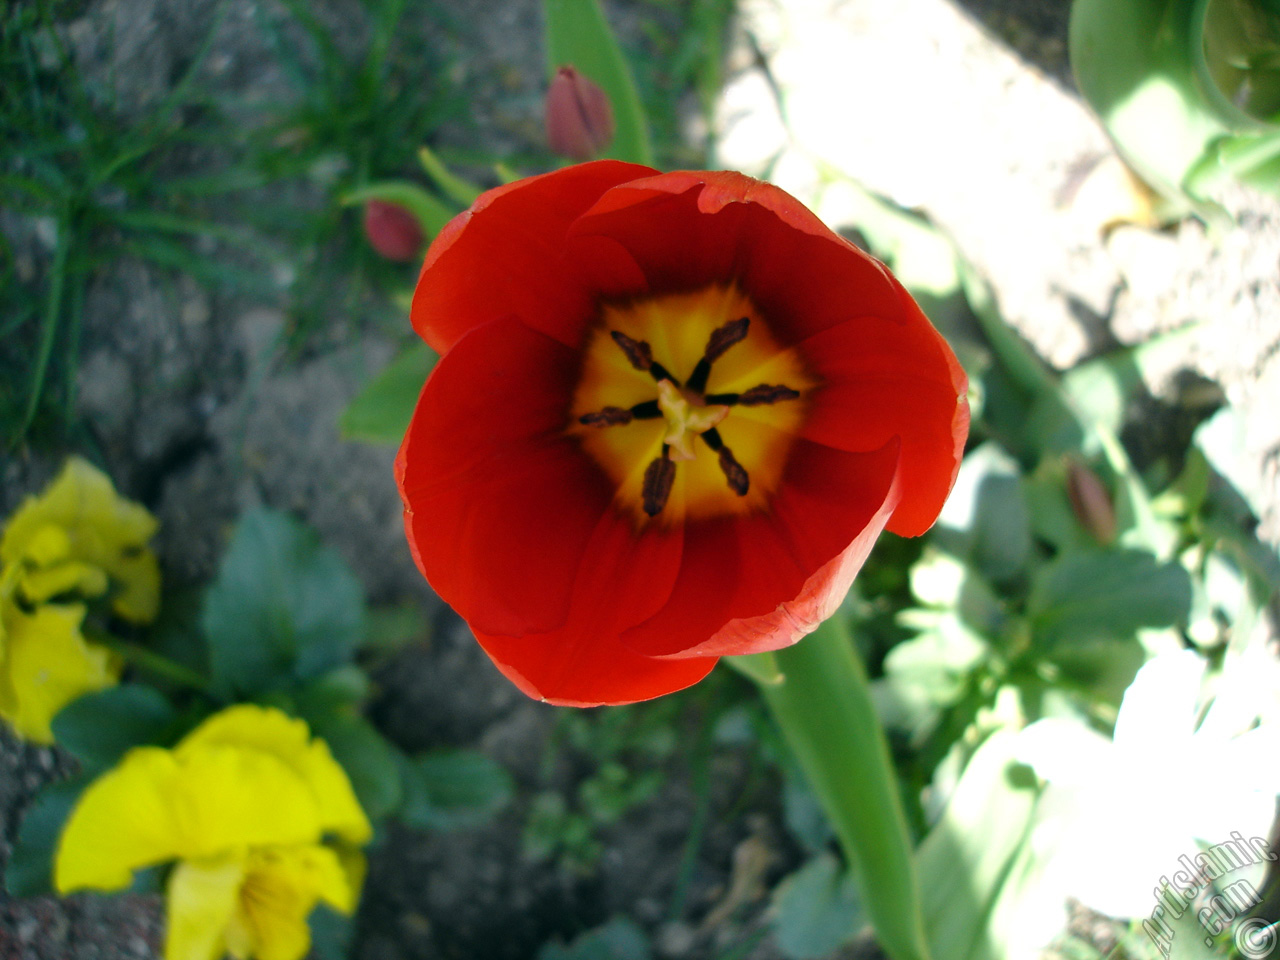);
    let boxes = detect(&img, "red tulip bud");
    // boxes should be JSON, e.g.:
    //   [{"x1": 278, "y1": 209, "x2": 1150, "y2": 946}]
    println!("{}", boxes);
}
[
  {"x1": 1066, "y1": 458, "x2": 1117, "y2": 545},
  {"x1": 545, "y1": 66, "x2": 615, "y2": 161},
  {"x1": 363, "y1": 200, "x2": 425, "y2": 262}
]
